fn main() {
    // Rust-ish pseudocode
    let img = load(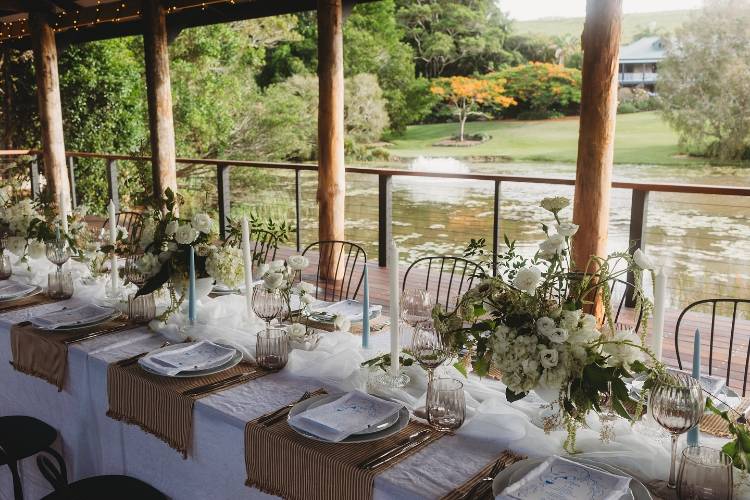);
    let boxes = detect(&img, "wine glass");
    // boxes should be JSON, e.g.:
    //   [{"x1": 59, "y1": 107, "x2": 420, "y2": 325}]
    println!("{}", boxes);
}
[
  {"x1": 649, "y1": 372, "x2": 705, "y2": 488},
  {"x1": 677, "y1": 446, "x2": 733, "y2": 500},
  {"x1": 252, "y1": 285, "x2": 284, "y2": 333},
  {"x1": 412, "y1": 325, "x2": 448, "y2": 386},
  {"x1": 46, "y1": 239, "x2": 71, "y2": 274},
  {"x1": 401, "y1": 289, "x2": 435, "y2": 328}
]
